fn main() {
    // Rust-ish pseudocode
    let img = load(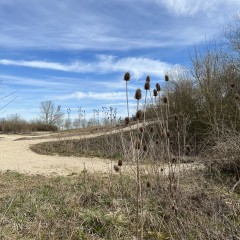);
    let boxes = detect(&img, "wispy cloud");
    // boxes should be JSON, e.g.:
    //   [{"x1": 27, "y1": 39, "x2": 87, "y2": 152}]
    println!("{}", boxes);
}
[
  {"x1": 58, "y1": 91, "x2": 127, "y2": 101},
  {"x1": 149, "y1": 0, "x2": 240, "y2": 16},
  {"x1": 0, "y1": 55, "x2": 176, "y2": 79},
  {"x1": 0, "y1": 0, "x2": 238, "y2": 51}
]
